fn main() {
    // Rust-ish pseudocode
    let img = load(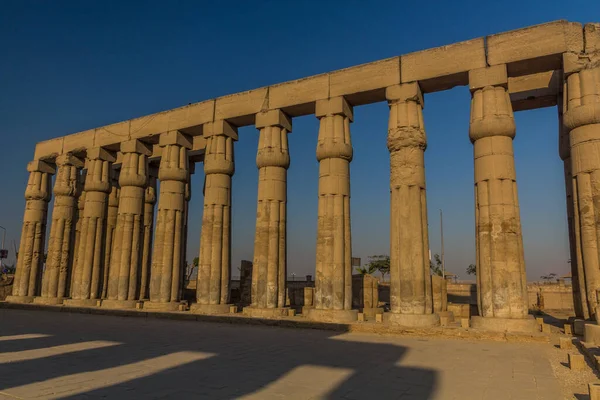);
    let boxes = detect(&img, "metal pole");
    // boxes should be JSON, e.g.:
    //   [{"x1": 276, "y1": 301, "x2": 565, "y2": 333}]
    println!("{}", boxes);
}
[{"x1": 439, "y1": 210, "x2": 445, "y2": 279}]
